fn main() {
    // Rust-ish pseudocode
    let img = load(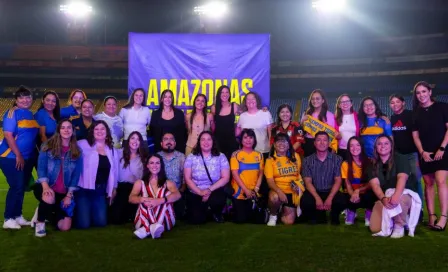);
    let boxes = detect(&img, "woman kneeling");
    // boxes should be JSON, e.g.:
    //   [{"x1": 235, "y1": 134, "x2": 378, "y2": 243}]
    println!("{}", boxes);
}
[
  {"x1": 265, "y1": 133, "x2": 305, "y2": 226},
  {"x1": 130, "y1": 154, "x2": 181, "y2": 239}
]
